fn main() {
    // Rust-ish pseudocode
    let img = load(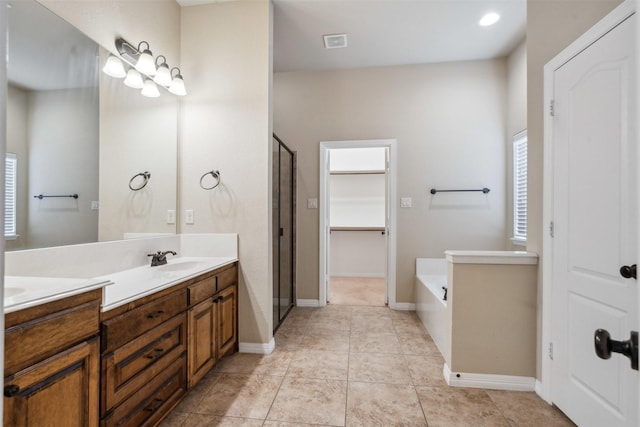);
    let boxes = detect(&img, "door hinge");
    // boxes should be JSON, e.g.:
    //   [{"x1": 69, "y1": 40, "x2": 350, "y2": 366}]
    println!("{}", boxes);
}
[
  {"x1": 549, "y1": 221, "x2": 555, "y2": 238},
  {"x1": 549, "y1": 99, "x2": 555, "y2": 117},
  {"x1": 549, "y1": 342, "x2": 554, "y2": 360}
]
